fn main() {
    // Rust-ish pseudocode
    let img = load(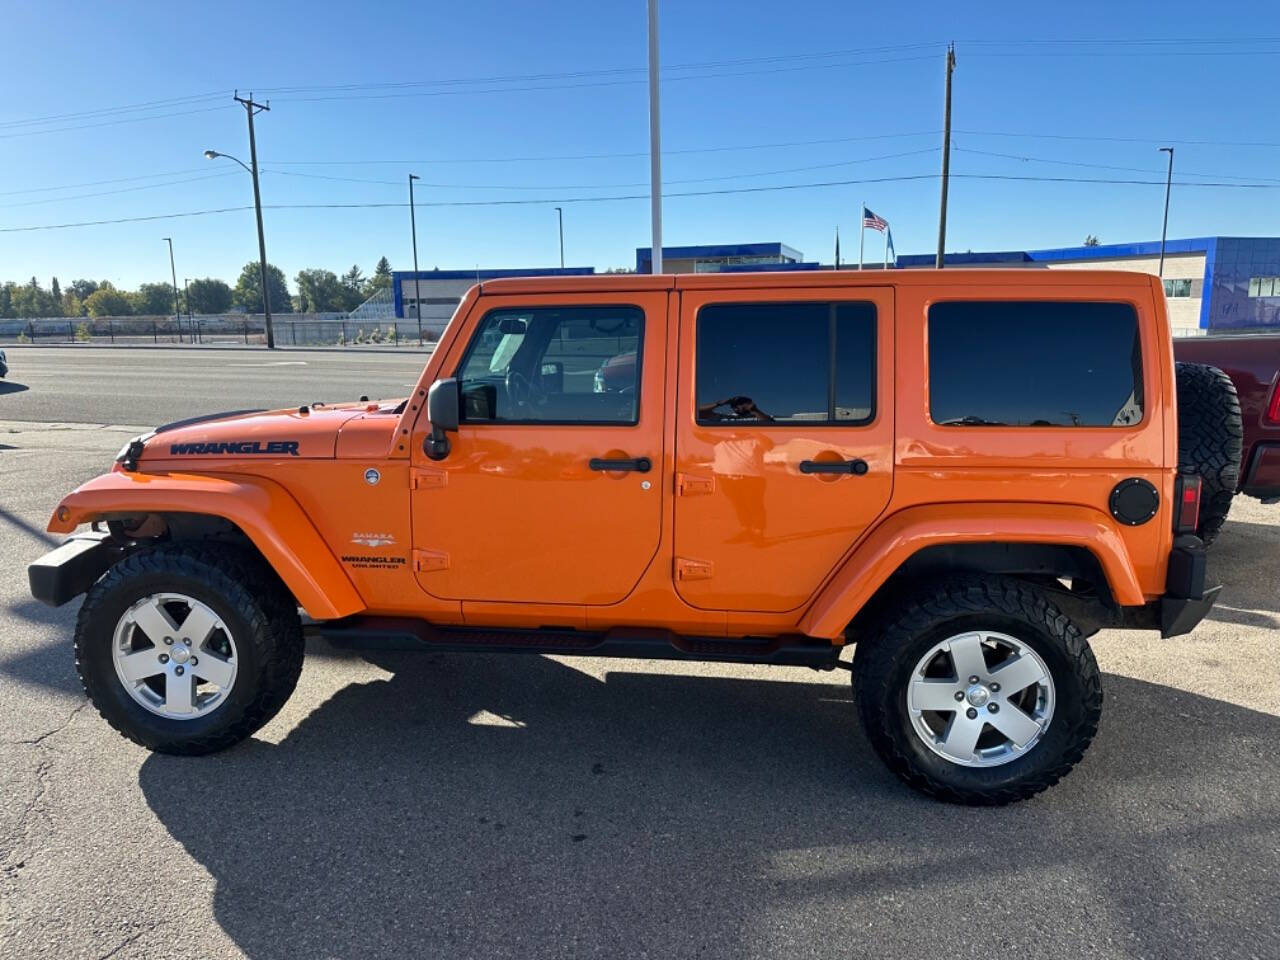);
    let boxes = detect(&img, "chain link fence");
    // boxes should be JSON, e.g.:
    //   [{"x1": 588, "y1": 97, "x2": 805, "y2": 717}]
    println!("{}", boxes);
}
[{"x1": 0, "y1": 315, "x2": 440, "y2": 348}]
